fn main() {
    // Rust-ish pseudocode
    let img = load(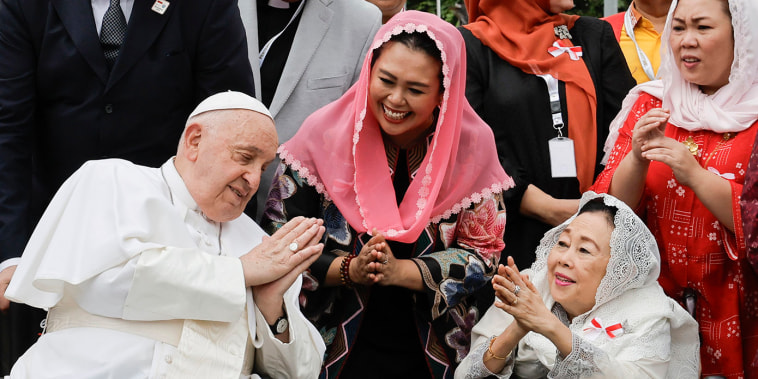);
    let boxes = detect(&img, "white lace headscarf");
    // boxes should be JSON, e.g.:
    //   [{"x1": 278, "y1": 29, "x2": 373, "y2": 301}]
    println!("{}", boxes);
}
[
  {"x1": 530, "y1": 192, "x2": 660, "y2": 309},
  {"x1": 602, "y1": 0, "x2": 758, "y2": 163},
  {"x1": 522, "y1": 192, "x2": 699, "y2": 377}
]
